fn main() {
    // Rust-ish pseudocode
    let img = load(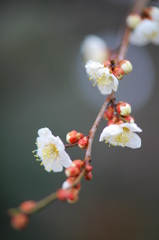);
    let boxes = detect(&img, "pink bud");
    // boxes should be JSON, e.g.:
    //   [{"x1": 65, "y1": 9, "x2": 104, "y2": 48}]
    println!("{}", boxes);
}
[
  {"x1": 84, "y1": 171, "x2": 92, "y2": 181},
  {"x1": 113, "y1": 66, "x2": 124, "y2": 80},
  {"x1": 66, "y1": 130, "x2": 84, "y2": 144},
  {"x1": 123, "y1": 115, "x2": 135, "y2": 123},
  {"x1": 19, "y1": 201, "x2": 36, "y2": 214},
  {"x1": 107, "y1": 116, "x2": 118, "y2": 126},
  {"x1": 78, "y1": 136, "x2": 88, "y2": 149},
  {"x1": 11, "y1": 213, "x2": 29, "y2": 230},
  {"x1": 65, "y1": 166, "x2": 80, "y2": 177},
  {"x1": 103, "y1": 106, "x2": 114, "y2": 120},
  {"x1": 71, "y1": 159, "x2": 84, "y2": 169},
  {"x1": 85, "y1": 165, "x2": 93, "y2": 172}
]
